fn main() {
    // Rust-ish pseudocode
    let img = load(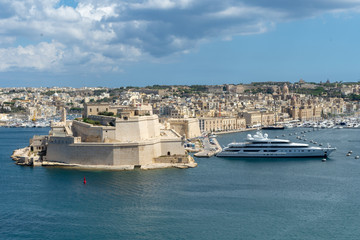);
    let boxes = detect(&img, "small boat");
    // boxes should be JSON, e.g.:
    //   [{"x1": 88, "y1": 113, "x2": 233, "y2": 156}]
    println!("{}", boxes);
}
[{"x1": 262, "y1": 125, "x2": 285, "y2": 130}]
